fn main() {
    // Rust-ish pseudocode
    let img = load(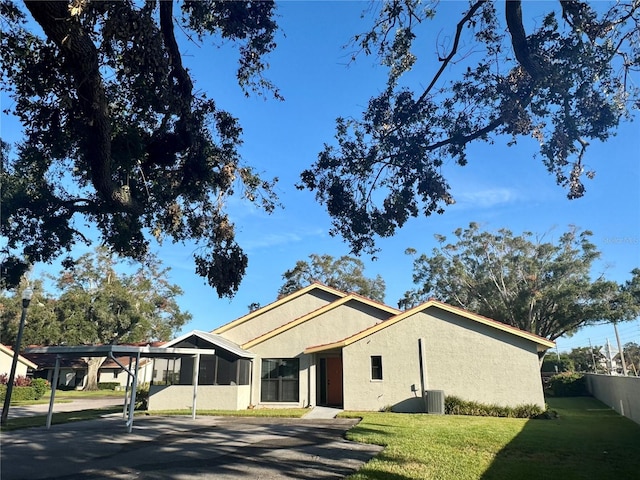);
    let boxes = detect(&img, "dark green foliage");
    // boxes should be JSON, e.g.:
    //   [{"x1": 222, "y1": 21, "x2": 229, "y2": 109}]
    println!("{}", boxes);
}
[
  {"x1": 135, "y1": 383, "x2": 149, "y2": 410},
  {"x1": 0, "y1": 0, "x2": 280, "y2": 296},
  {"x1": 444, "y1": 395, "x2": 544, "y2": 418},
  {"x1": 541, "y1": 355, "x2": 574, "y2": 373},
  {"x1": 0, "y1": 385, "x2": 36, "y2": 402},
  {"x1": 300, "y1": 1, "x2": 640, "y2": 255},
  {"x1": 547, "y1": 372, "x2": 588, "y2": 397},
  {"x1": 565, "y1": 346, "x2": 607, "y2": 373},
  {"x1": 31, "y1": 378, "x2": 48, "y2": 399},
  {"x1": 97, "y1": 382, "x2": 120, "y2": 391},
  {"x1": 278, "y1": 253, "x2": 386, "y2": 301}
]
